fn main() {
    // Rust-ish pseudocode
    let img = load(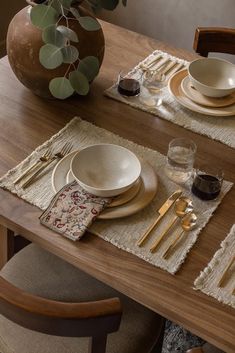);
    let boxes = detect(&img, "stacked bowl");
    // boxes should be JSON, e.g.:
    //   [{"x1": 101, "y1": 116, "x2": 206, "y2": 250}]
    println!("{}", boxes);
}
[
  {"x1": 168, "y1": 57, "x2": 235, "y2": 116},
  {"x1": 70, "y1": 144, "x2": 141, "y2": 197},
  {"x1": 188, "y1": 58, "x2": 235, "y2": 98}
]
